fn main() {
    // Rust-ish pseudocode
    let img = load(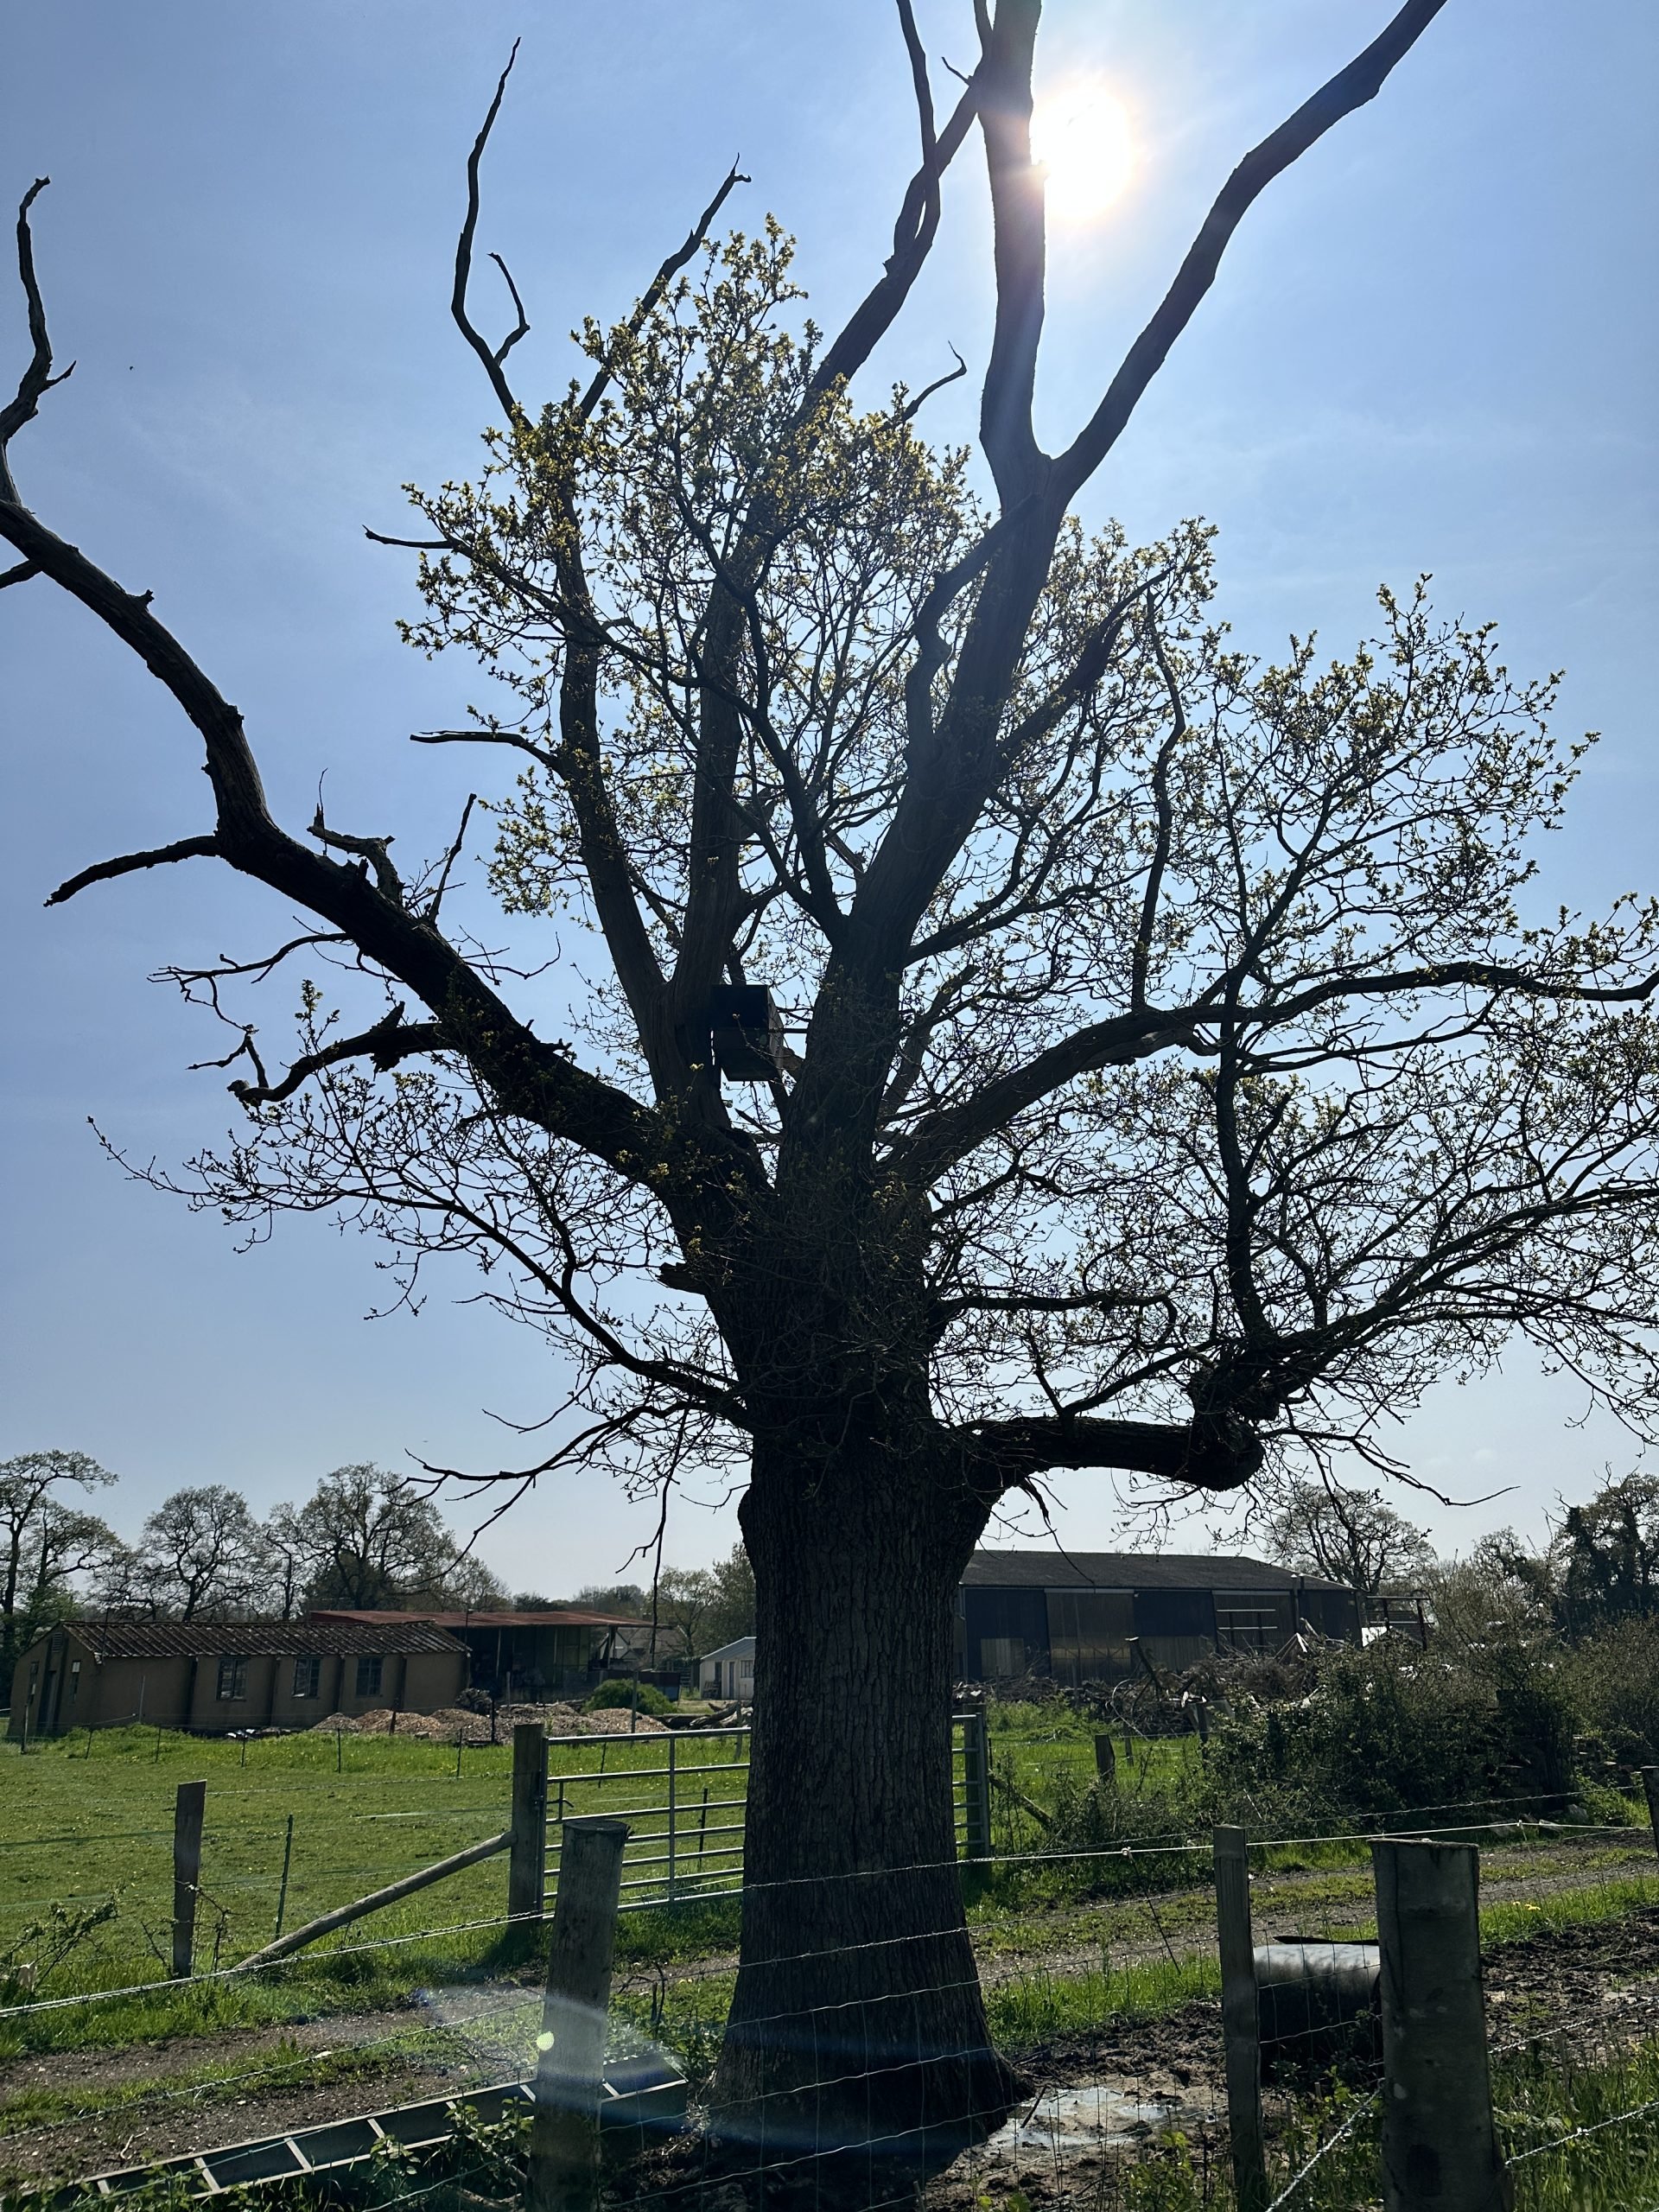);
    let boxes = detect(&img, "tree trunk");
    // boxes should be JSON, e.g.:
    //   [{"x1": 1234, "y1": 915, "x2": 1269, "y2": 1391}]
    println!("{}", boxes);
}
[{"x1": 711, "y1": 1448, "x2": 1015, "y2": 2193}]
